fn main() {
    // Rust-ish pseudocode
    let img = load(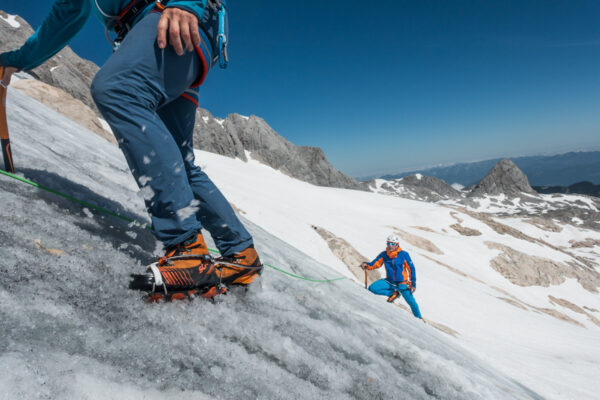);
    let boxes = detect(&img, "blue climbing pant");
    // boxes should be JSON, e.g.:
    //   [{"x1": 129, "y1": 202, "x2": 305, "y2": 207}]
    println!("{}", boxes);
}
[
  {"x1": 369, "y1": 279, "x2": 422, "y2": 318},
  {"x1": 91, "y1": 12, "x2": 252, "y2": 255}
]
